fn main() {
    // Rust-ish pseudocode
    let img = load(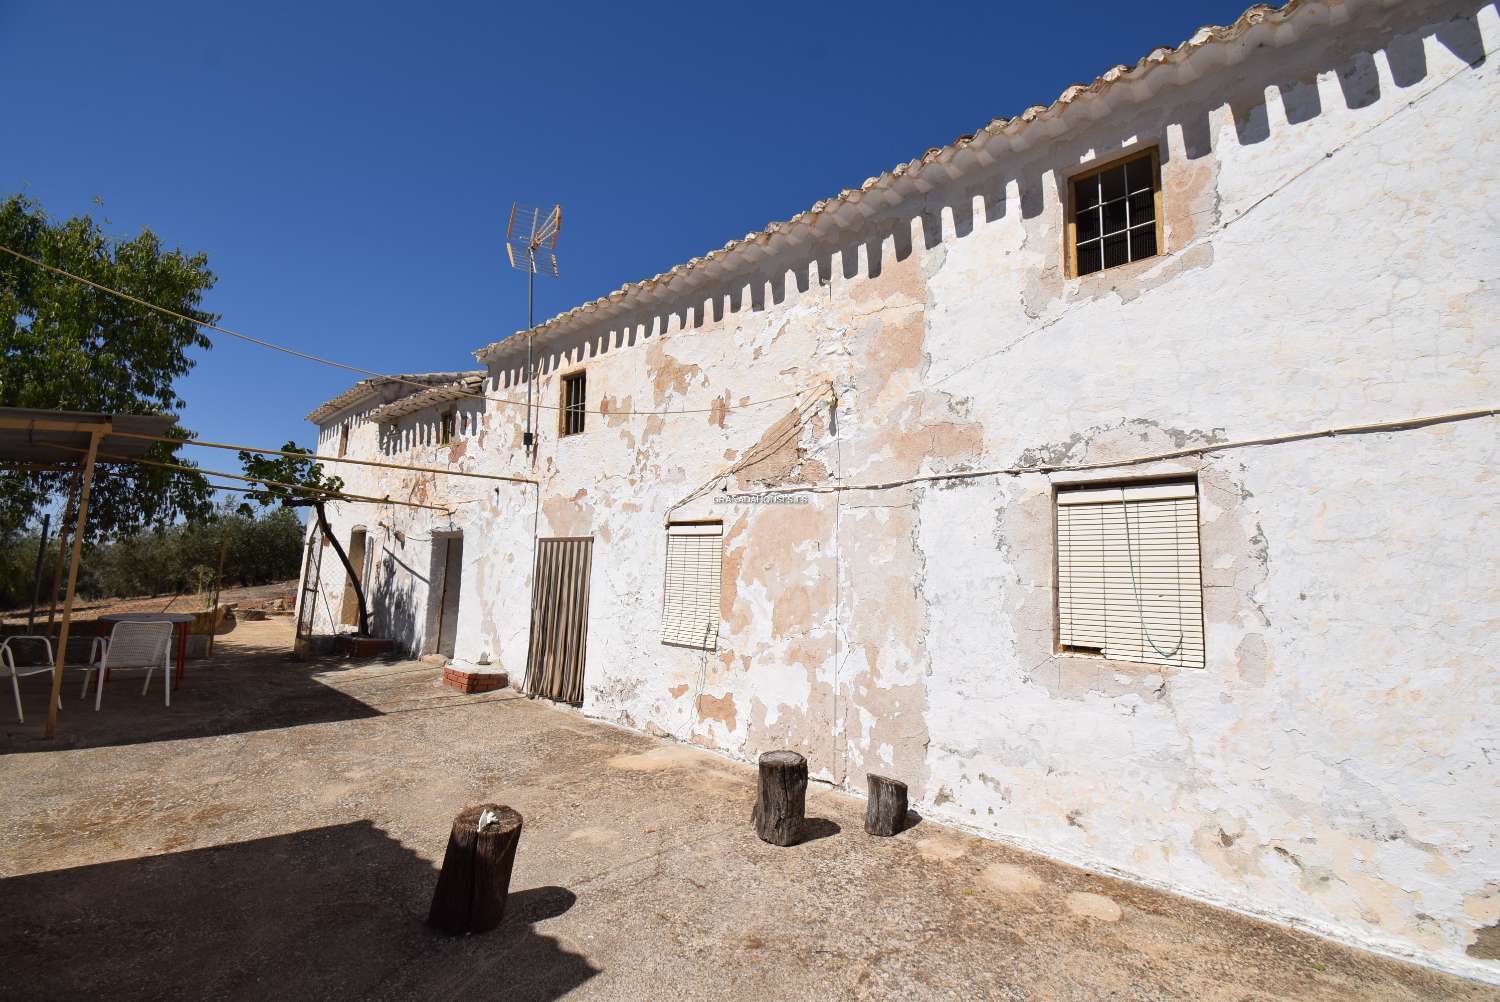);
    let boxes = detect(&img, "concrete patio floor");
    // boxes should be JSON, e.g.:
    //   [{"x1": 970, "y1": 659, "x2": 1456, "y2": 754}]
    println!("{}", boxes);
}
[{"x1": 1, "y1": 619, "x2": 1494, "y2": 1002}]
